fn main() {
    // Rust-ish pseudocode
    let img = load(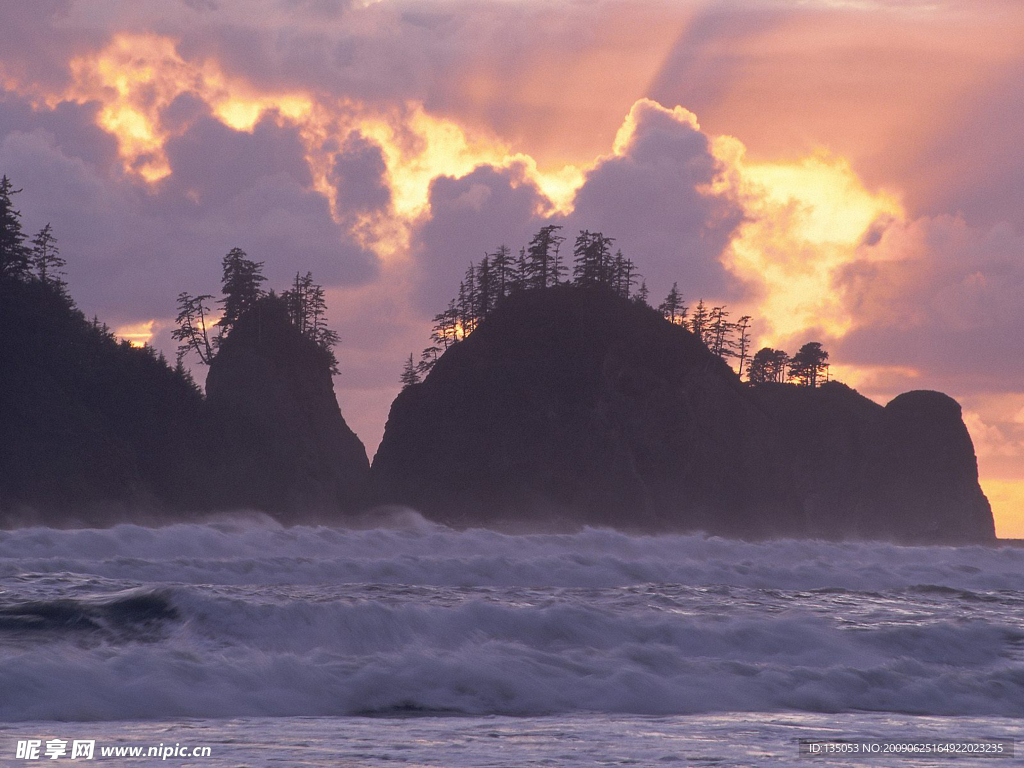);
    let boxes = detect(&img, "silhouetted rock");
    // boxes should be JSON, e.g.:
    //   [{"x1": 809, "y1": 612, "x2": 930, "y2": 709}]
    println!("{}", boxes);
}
[
  {"x1": 203, "y1": 295, "x2": 370, "y2": 520},
  {"x1": 0, "y1": 278, "x2": 205, "y2": 525},
  {"x1": 871, "y1": 391, "x2": 995, "y2": 543},
  {"x1": 372, "y1": 286, "x2": 995, "y2": 543}
]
